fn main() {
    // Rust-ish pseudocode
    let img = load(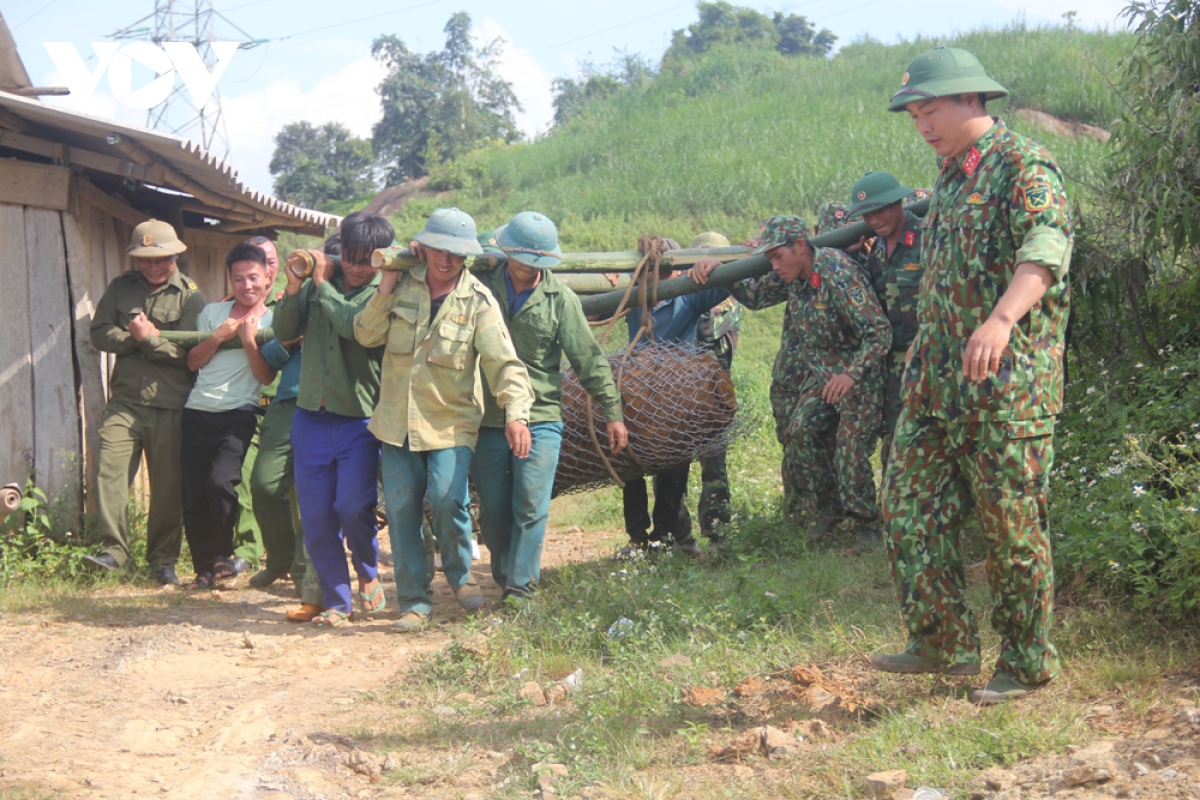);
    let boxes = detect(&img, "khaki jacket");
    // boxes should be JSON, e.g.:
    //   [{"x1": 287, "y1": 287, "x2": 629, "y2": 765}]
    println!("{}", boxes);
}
[
  {"x1": 90, "y1": 269, "x2": 206, "y2": 410},
  {"x1": 353, "y1": 265, "x2": 534, "y2": 451}
]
